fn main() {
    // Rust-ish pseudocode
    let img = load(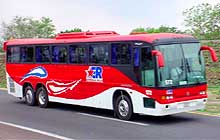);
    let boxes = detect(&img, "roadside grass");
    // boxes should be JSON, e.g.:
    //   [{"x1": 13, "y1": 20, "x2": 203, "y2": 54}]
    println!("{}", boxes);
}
[
  {"x1": 196, "y1": 86, "x2": 220, "y2": 115},
  {"x1": 0, "y1": 82, "x2": 6, "y2": 88},
  {"x1": 208, "y1": 86, "x2": 220, "y2": 95},
  {"x1": 0, "y1": 48, "x2": 3, "y2": 53},
  {"x1": 0, "y1": 54, "x2": 6, "y2": 88}
]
